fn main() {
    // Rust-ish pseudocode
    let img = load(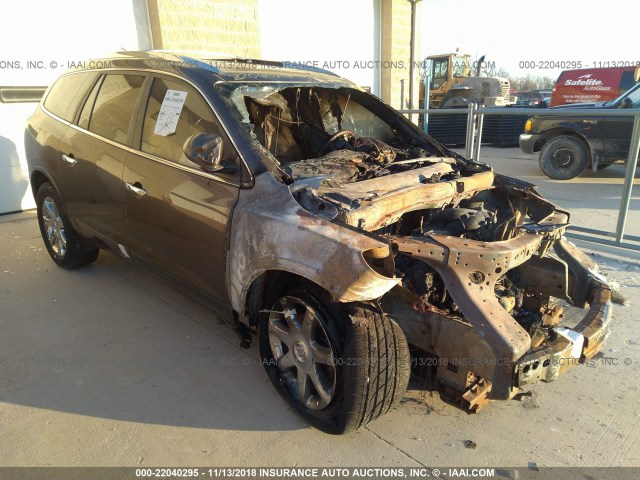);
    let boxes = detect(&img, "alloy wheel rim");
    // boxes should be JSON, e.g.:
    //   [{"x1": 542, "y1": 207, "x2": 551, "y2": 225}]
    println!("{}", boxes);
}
[
  {"x1": 42, "y1": 197, "x2": 66, "y2": 257},
  {"x1": 268, "y1": 296, "x2": 337, "y2": 410}
]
